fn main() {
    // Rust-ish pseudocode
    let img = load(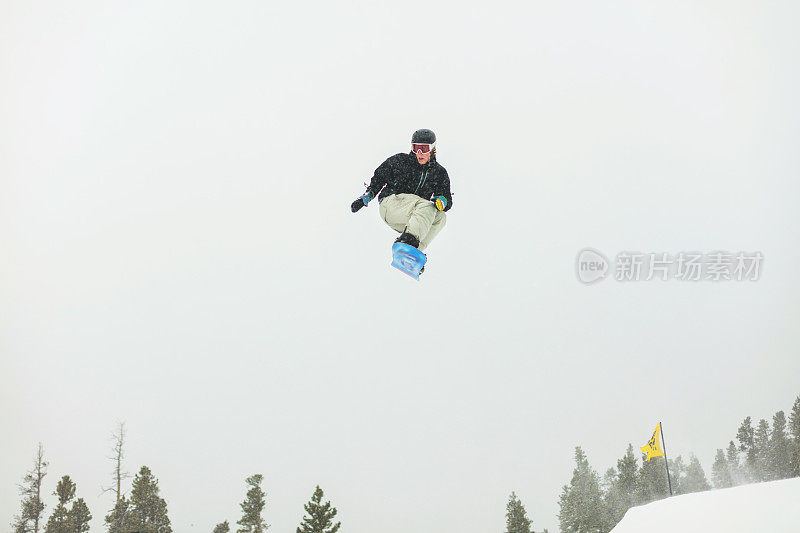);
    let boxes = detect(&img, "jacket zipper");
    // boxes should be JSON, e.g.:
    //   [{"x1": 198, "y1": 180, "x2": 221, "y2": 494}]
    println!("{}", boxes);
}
[{"x1": 413, "y1": 168, "x2": 428, "y2": 195}]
